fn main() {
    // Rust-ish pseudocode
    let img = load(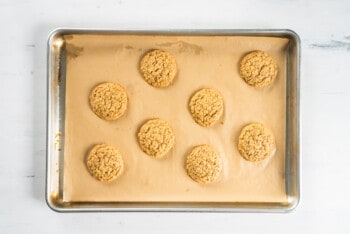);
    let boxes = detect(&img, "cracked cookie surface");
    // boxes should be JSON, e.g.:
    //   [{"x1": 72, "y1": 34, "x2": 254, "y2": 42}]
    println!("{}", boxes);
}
[
  {"x1": 189, "y1": 88, "x2": 224, "y2": 127},
  {"x1": 89, "y1": 82, "x2": 128, "y2": 121},
  {"x1": 86, "y1": 144, "x2": 124, "y2": 182},
  {"x1": 140, "y1": 49, "x2": 177, "y2": 88},
  {"x1": 238, "y1": 123, "x2": 276, "y2": 162},
  {"x1": 137, "y1": 118, "x2": 175, "y2": 158},
  {"x1": 239, "y1": 51, "x2": 278, "y2": 87},
  {"x1": 186, "y1": 145, "x2": 222, "y2": 184}
]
